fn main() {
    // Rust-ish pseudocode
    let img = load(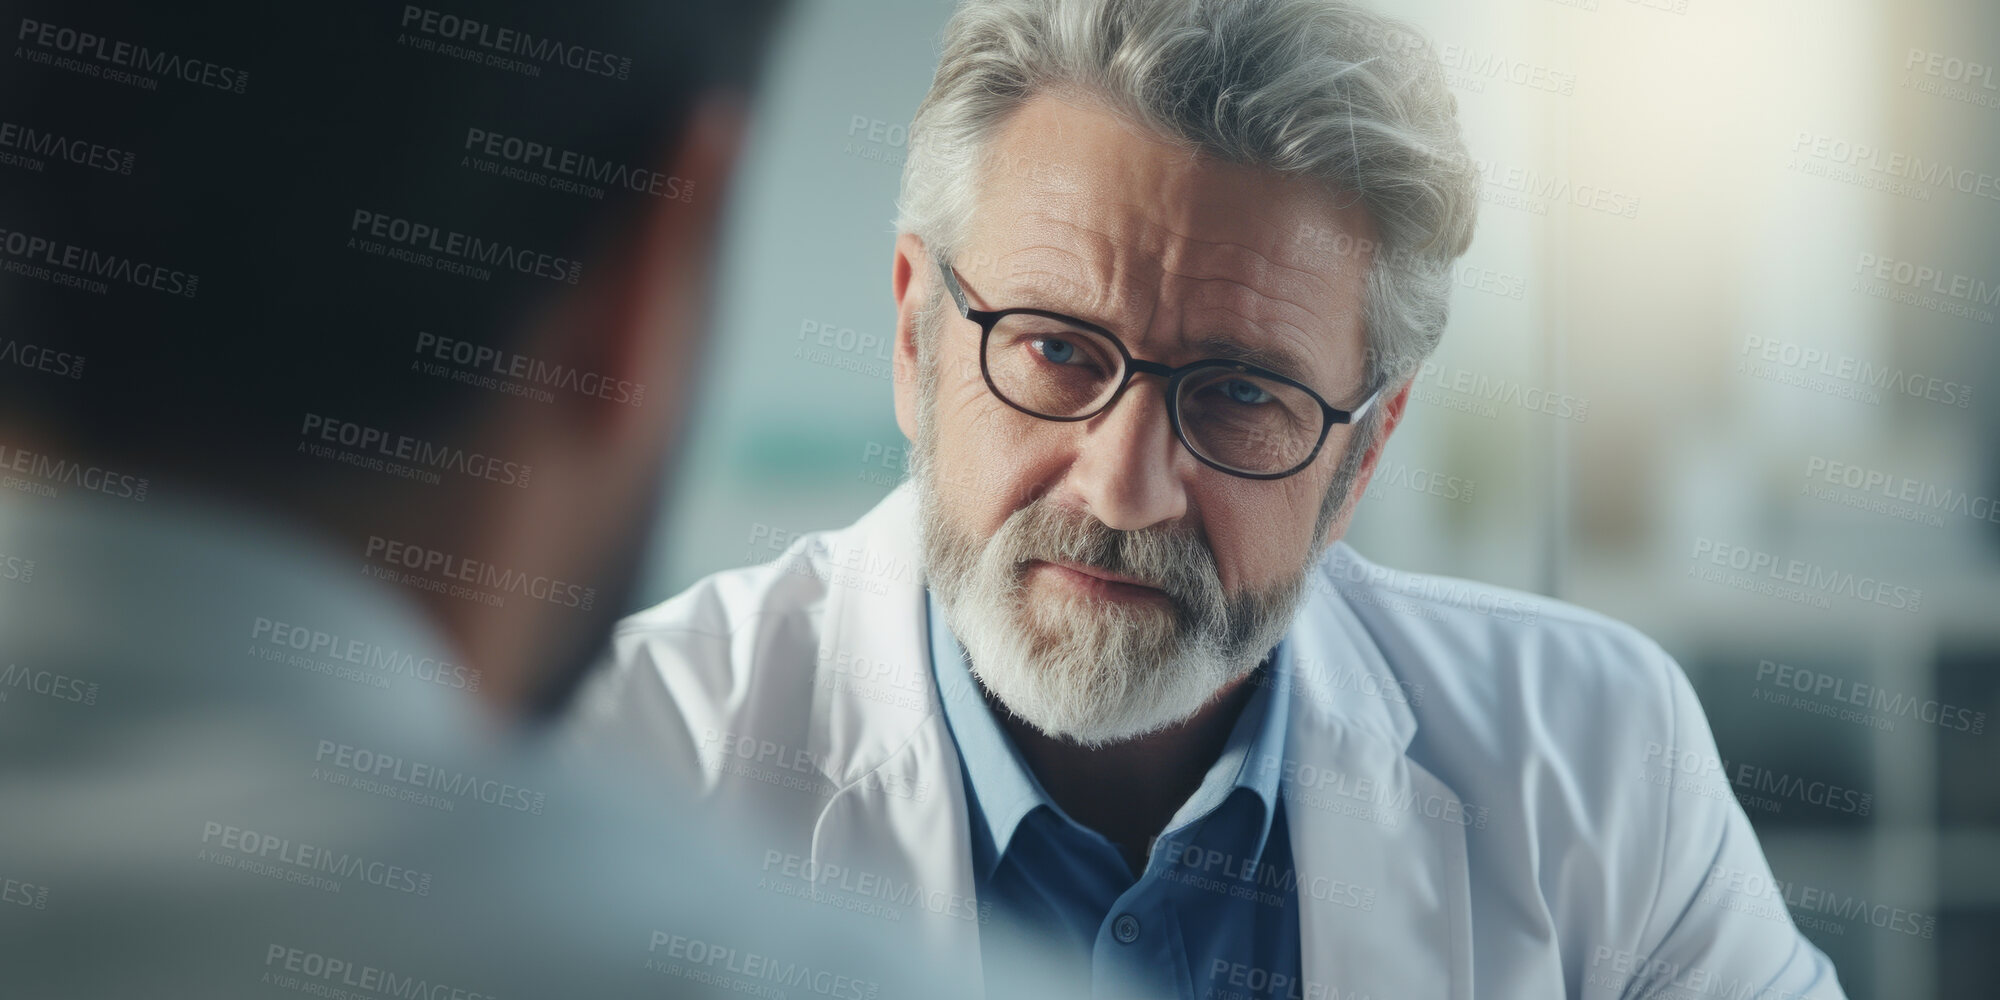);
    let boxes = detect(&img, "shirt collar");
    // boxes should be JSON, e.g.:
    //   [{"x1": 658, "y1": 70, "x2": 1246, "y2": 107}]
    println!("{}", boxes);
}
[{"x1": 925, "y1": 589, "x2": 1293, "y2": 879}]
